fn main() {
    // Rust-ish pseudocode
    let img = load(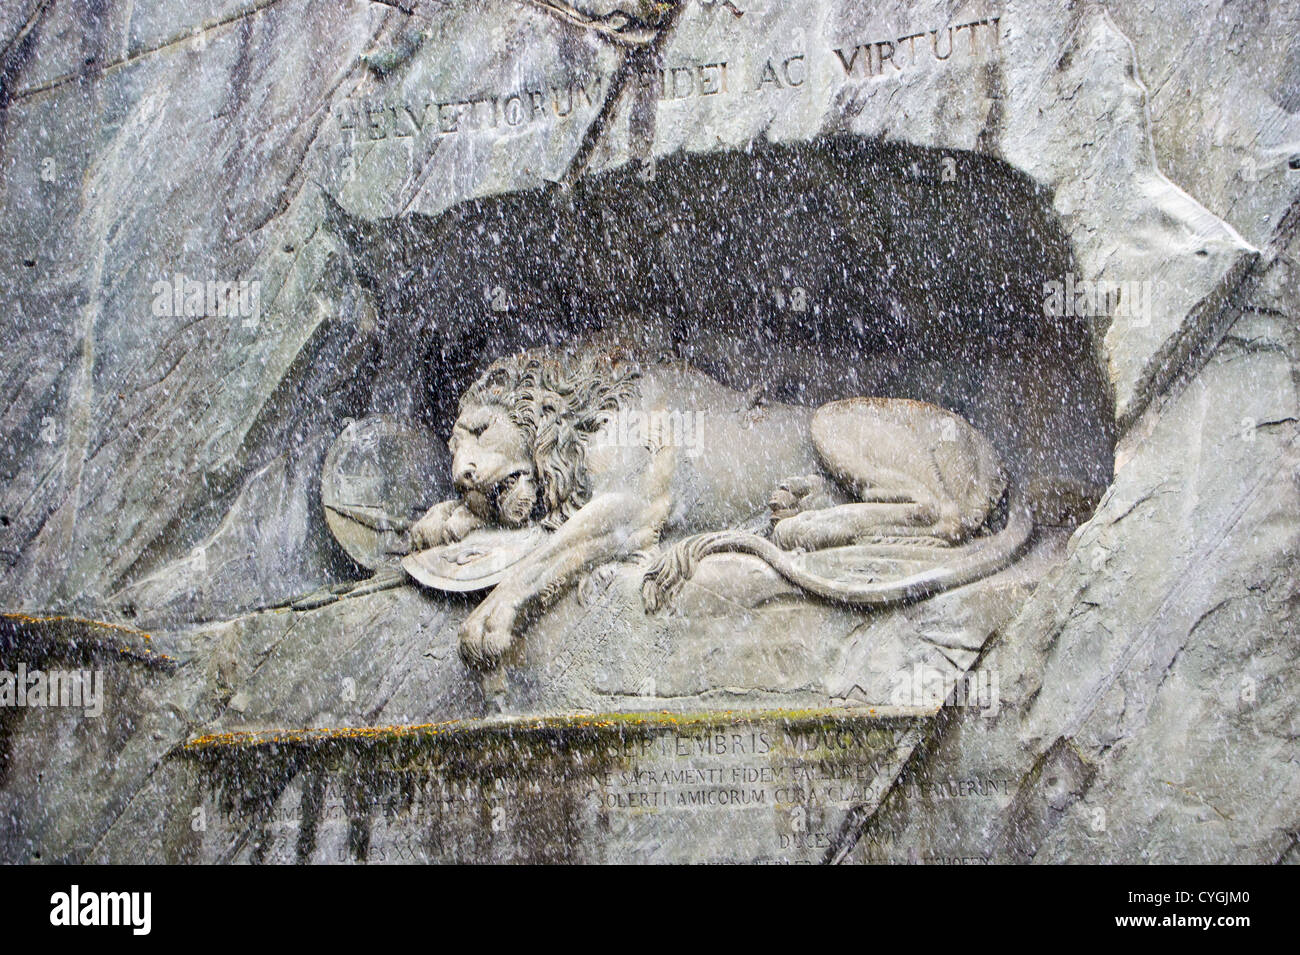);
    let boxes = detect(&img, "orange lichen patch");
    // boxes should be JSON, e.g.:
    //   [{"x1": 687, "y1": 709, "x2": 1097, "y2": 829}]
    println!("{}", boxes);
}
[
  {"x1": 181, "y1": 705, "x2": 935, "y2": 753},
  {"x1": 0, "y1": 611, "x2": 174, "y2": 667}
]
